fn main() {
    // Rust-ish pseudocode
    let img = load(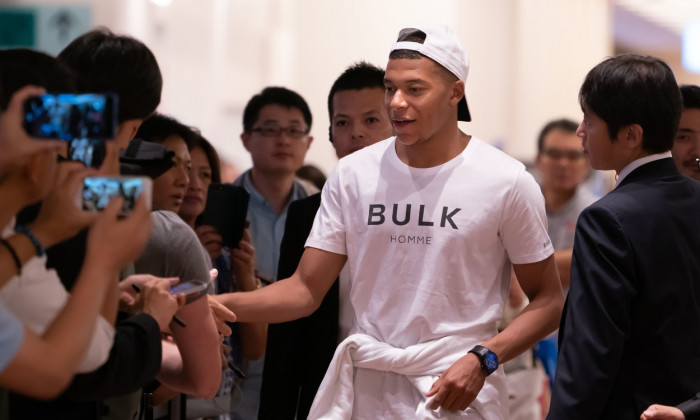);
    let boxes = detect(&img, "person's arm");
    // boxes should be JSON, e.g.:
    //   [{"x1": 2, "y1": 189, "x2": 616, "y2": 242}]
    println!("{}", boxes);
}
[
  {"x1": 230, "y1": 227, "x2": 267, "y2": 359},
  {"x1": 547, "y1": 205, "x2": 636, "y2": 419},
  {"x1": 553, "y1": 248, "x2": 573, "y2": 288},
  {"x1": 0, "y1": 196, "x2": 152, "y2": 399},
  {"x1": 426, "y1": 254, "x2": 563, "y2": 412},
  {"x1": 157, "y1": 294, "x2": 221, "y2": 398},
  {"x1": 215, "y1": 247, "x2": 347, "y2": 323}
]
